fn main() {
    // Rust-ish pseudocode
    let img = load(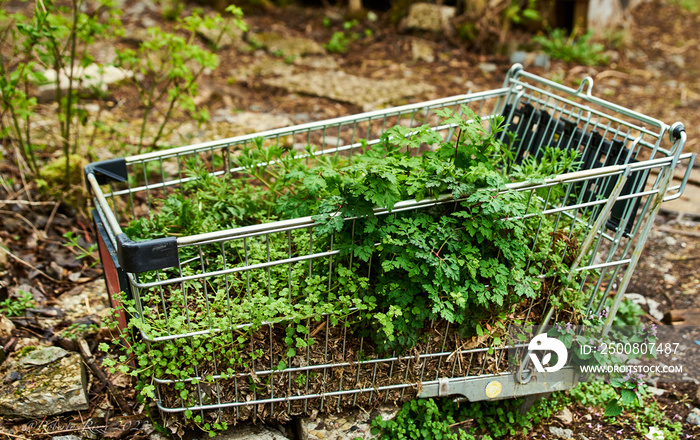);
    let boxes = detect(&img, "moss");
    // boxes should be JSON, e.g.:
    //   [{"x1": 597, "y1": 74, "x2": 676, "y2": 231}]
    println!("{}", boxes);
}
[
  {"x1": 36, "y1": 154, "x2": 88, "y2": 206},
  {"x1": 15, "y1": 346, "x2": 37, "y2": 359}
]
